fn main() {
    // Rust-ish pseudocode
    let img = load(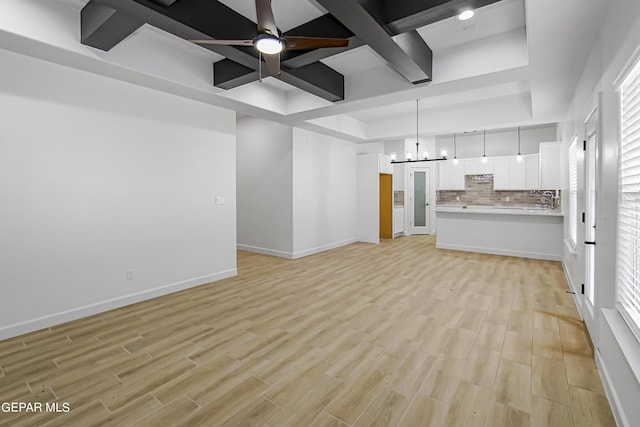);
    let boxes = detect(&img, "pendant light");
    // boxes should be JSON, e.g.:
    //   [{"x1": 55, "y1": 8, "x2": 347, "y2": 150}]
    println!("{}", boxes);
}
[
  {"x1": 417, "y1": 99, "x2": 429, "y2": 160},
  {"x1": 516, "y1": 126, "x2": 523, "y2": 163},
  {"x1": 390, "y1": 99, "x2": 447, "y2": 164},
  {"x1": 481, "y1": 130, "x2": 488, "y2": 164},
  {"x1": 452, "y1": 133, "x2": 459, "y2": 165}
]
